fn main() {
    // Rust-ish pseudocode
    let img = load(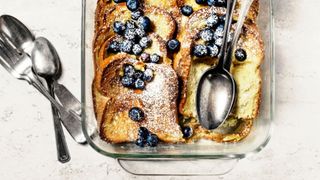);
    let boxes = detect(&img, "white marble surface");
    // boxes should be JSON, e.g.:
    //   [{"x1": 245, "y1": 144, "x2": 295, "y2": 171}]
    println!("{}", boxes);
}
[{"x1": 0, "y1": 0, "x2": 319, "y2": 179}]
